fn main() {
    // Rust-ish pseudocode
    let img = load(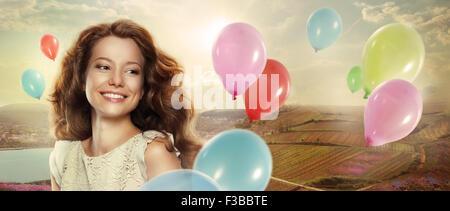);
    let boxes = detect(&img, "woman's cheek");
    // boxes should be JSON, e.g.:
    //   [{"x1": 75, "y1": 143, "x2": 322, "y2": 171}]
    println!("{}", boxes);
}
[{"x1": 128, "y1": 76, "x2": 144, "y2": 96}]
